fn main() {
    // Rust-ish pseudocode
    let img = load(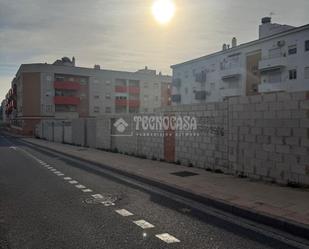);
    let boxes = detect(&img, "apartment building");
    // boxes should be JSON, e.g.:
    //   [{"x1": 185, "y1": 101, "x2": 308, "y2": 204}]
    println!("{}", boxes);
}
[
  {"x1": 171, "y1": 17, "x2": 309, "y2": 105},
  {"x1": 4, "y1": 57, "x2": 171, "y2": 135}
]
